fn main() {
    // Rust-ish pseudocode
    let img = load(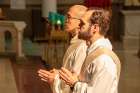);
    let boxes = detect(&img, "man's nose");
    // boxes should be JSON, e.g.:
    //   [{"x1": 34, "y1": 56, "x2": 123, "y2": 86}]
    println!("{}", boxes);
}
[{"x1": 66, "y1": 18, "x2": 69, "y2": 23}]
